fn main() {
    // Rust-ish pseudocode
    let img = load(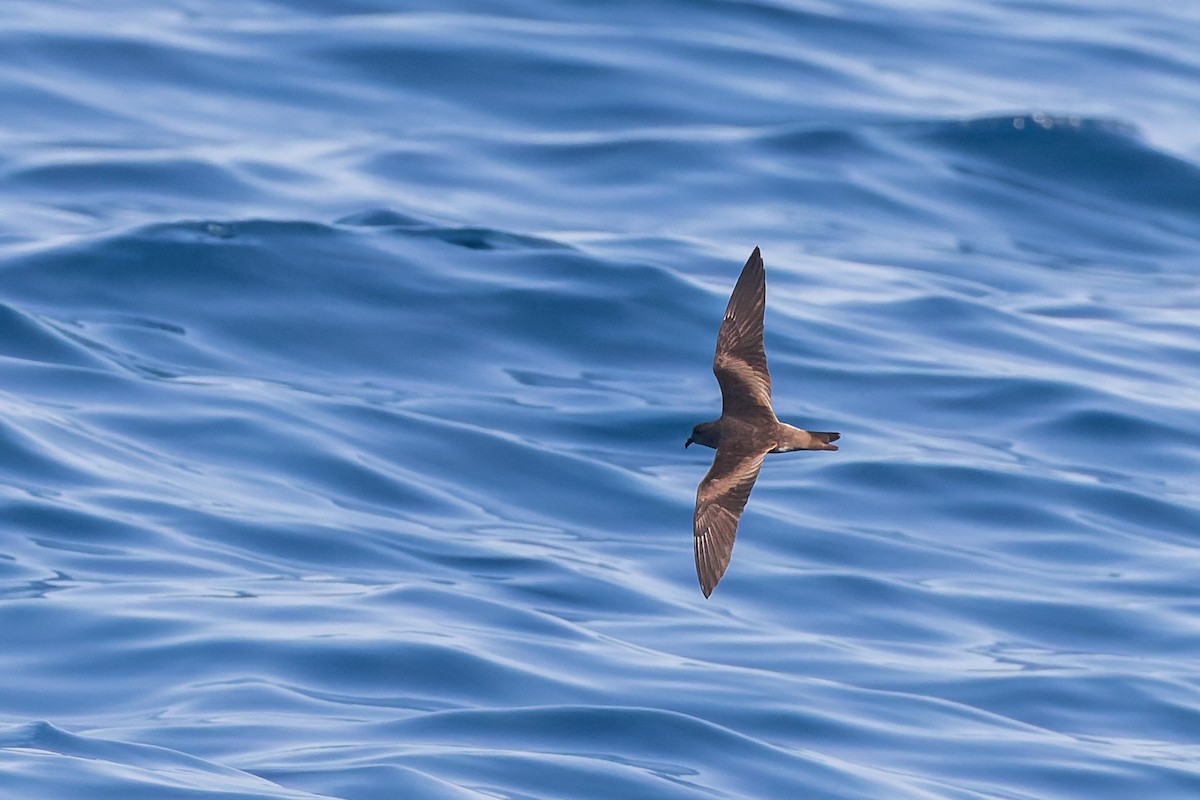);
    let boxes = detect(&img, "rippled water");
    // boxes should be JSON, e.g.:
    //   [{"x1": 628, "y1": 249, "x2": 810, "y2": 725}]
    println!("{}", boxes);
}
[{"x1": 2, "y1": 2, "x2": 1200, "y2": 798}]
